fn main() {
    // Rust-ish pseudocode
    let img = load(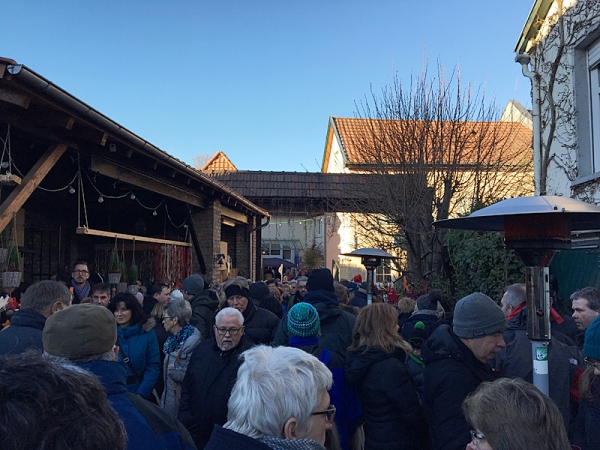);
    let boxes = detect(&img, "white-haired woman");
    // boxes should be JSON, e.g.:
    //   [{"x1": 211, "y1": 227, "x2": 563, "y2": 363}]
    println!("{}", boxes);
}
[
  {"x1": 204, "y1": 345, "x2": 335, "y2": 450},
  {"x1": 160, "y1": 298, "x2": 201, "y2": 416}
]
